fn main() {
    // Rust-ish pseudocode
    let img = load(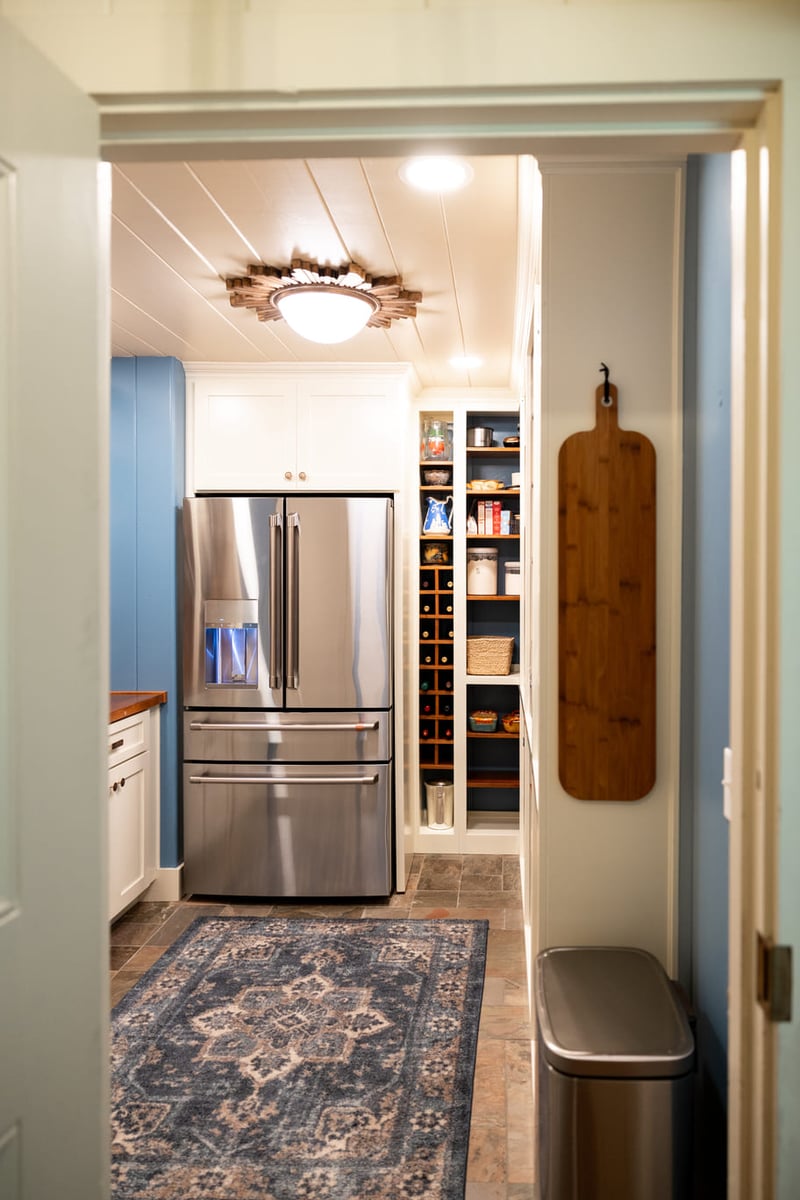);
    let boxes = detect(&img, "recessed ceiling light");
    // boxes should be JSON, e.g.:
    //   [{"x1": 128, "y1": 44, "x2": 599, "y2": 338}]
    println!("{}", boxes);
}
[
  {"x1": 399, "y1": 156, "x2": 474, "y2": 194},
  {"x1": 450, "y1": 354, "x2": 483, "y2": 370}
]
